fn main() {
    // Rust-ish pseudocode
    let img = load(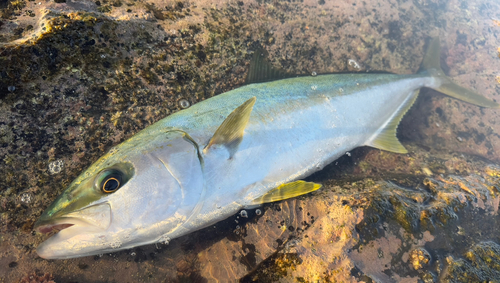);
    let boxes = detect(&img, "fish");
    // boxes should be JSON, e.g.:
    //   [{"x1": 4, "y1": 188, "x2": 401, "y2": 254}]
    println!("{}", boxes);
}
[{"x1": 34, "y1": 38, "x2": 499, "y2": 259}]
